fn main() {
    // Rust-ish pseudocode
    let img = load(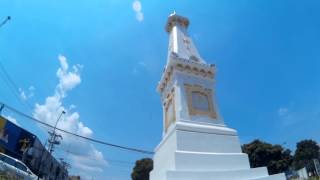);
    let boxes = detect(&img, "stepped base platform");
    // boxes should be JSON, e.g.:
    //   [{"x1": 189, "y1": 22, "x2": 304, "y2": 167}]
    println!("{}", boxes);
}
[
  {"x1": 150, "y1": 122, "x2": 285, "y2": 180},
  {"x1": 164, "y1": 168, "x2": 285, "y2": 180}
]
